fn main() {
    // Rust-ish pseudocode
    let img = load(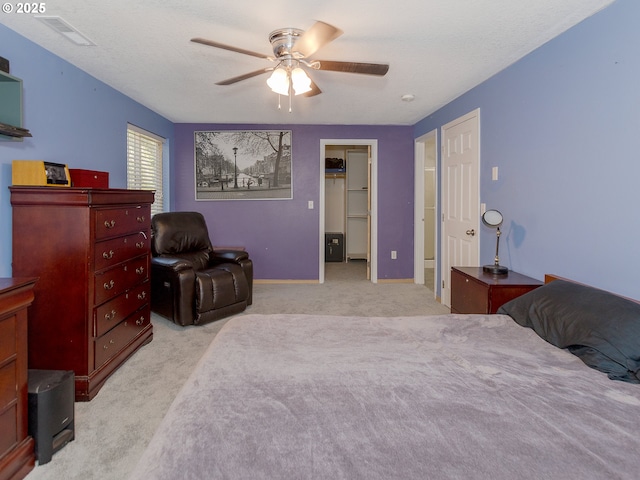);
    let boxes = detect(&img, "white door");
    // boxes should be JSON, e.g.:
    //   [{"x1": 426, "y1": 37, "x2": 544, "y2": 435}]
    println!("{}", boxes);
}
[{"x1": 441, "y1": 109, "x2": 480, "y2": 306}]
